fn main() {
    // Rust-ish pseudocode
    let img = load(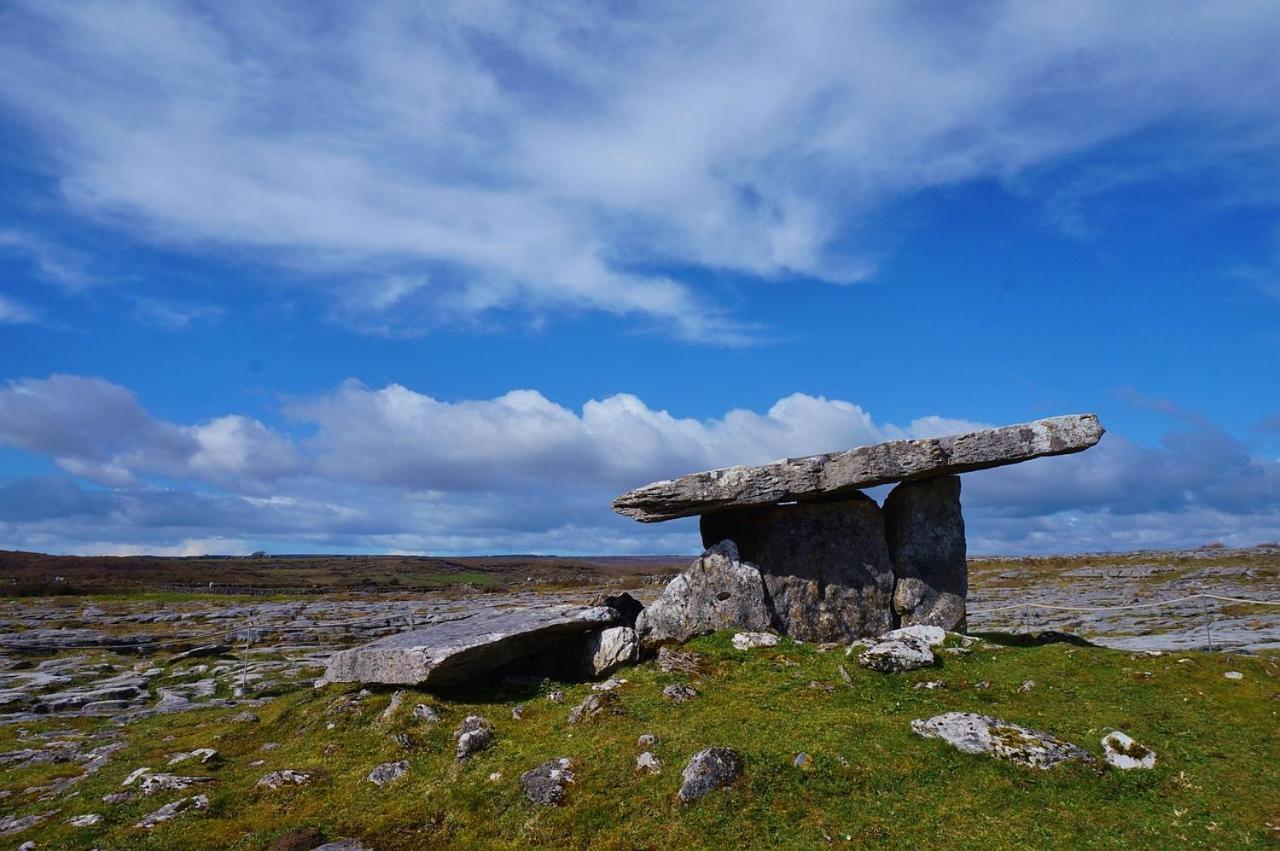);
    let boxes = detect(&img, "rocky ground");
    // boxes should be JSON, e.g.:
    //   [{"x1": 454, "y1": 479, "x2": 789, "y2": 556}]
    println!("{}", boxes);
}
[{"x1": 0, "y1": 546, "x2": 1275, "y2": 848}]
